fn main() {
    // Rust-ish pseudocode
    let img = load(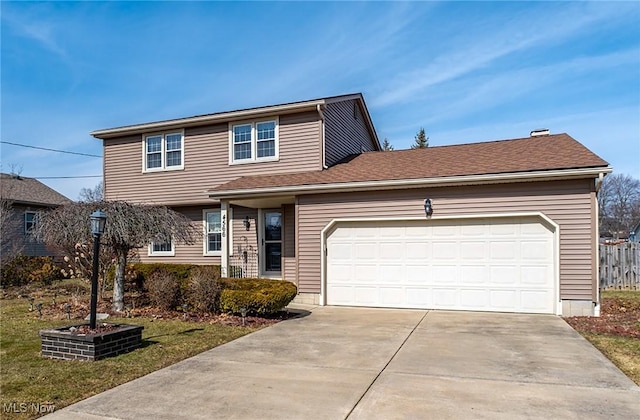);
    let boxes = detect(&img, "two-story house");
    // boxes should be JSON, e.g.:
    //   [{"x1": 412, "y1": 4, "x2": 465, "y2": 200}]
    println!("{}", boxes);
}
[{"x1": 92, "y1": 93, "x2": 610, "y2": 316}]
